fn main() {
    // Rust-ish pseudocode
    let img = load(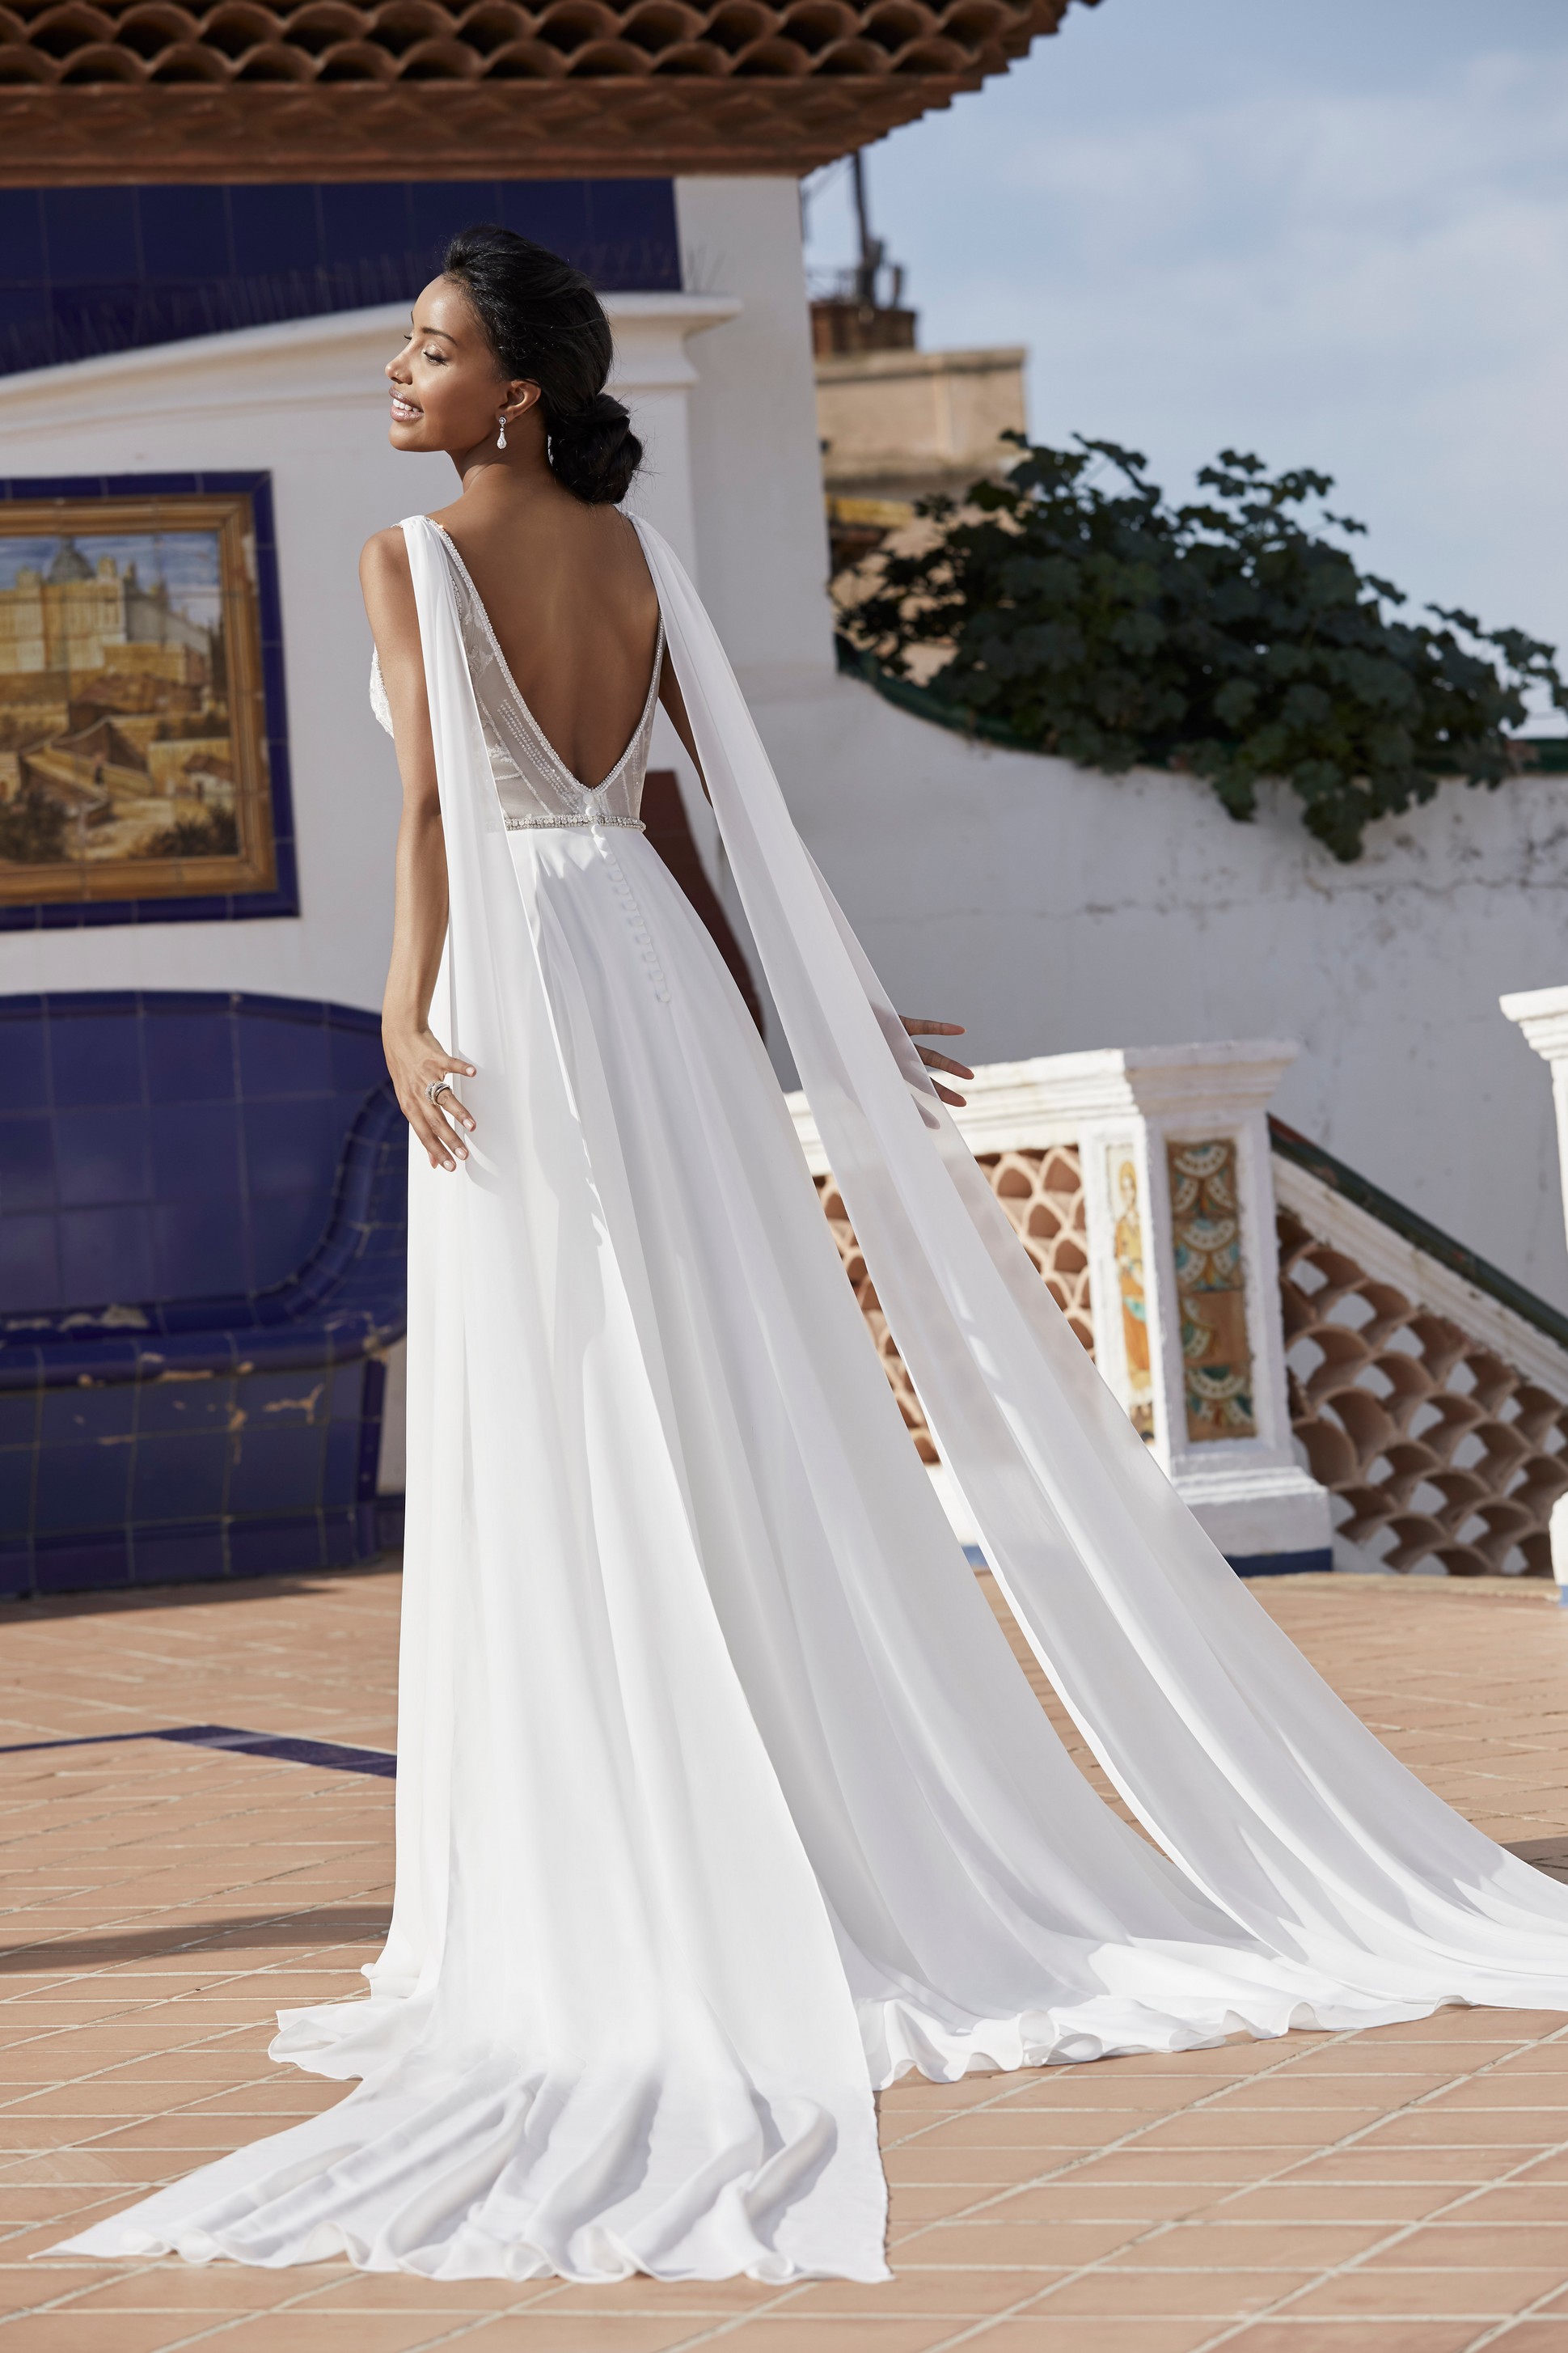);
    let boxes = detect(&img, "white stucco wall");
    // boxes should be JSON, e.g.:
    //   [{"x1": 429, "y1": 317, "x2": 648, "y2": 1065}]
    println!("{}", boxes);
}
[
  {"x1": 0, "y1": 290, "x2": 735, "y2": 1014},
  {"x1": 763, "y1": 678, "x2": 1568, "y2": 1310}
]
